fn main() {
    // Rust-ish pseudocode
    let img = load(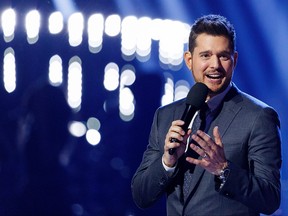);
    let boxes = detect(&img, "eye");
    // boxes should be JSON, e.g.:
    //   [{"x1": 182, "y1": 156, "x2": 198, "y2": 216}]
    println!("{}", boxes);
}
[
  {"x1": 200, "y1": 53, "x2": 211, "y2": 59},
  {"x1": 219, "y1": 54, "x2": 230, "y2": 61}
]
